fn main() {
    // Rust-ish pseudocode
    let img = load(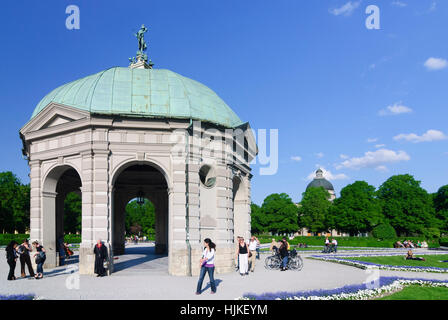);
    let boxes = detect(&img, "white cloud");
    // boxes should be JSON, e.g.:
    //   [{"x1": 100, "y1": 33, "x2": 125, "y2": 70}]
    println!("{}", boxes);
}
[
  {"x1": 340, "y1": 154, "x2": 349, "y2": 159},
  {"x1": 329, "y1": 1, "x2": 361, "y2": 16},
  {"x1": 375, "y1": 165, "x2": 389, "y2": 172},
  {"x1": 367, "y1": 138, "x2": 378, "y2": 143},
  {"x1": 379, "y1": 102, "x2": 413, "y2": 116},
  {"x1": 393, "y1": 129, "x2": 447, "y2": 143},
  {"x1": 291, "y1": 156, "x2": 302, "y2": 162},
  {"x1": 391, "y1": 1, "x2": 407, "y2": 7},
  {"x1": 429, "y1": 1, "x2": 437, "y2": 12},
  {"x1": 336, "y1": 148, "x2": 410, "y2": 170},
  {"x1": 424, "y1": 57, "x2": 448, "y2": 71},
  {"x1": 316, "y1": 152, "x2": 324, "y2": 159},
  {"x1": 375, "y1": 144, "x2": 386, "y2": 148},
  {"x1": 306, "y1": 167, "x2": 349, "y2": 181}
]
